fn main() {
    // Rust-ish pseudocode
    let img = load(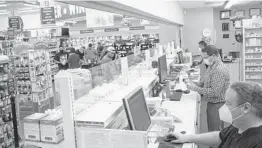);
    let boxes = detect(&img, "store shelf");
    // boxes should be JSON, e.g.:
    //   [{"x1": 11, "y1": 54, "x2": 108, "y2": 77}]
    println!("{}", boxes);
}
[
  {"x1": 245, "y1": 71, "x2": 262, "y2": 72},
  {"x1": 245, "y1": 36, "x2": 262, "y2": 38},
  {"x1": 246, "y1": 46, "x2": 262, "y2": 47},
  {"x1": 245, "y1": 27, "x2": 262, "y2": 30},
  {"x1": 246, "y1": 58, "x2": 262, "y2": 60},
  {"x1": 246, "y1": 79, "x2": 262, "y2": 80},
  {"x1": 246, "y1": 52, "x2": 262, "y2": 54},
  {"x1": 245, "y1": 65, "x2": 262, "y2": 66},
  {"x1": 25, "y1": 140, "x2": 65, "y2": 148}
]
